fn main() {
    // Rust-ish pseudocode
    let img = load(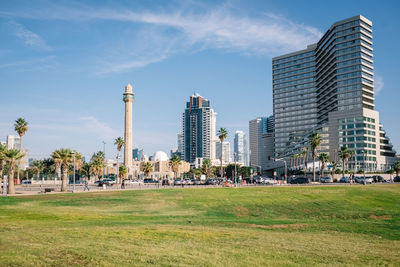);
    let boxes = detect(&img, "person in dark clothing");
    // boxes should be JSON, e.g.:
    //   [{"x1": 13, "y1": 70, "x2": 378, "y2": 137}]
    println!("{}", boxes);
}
[
  {"x1": 121, "y1": 179, "x2": 126, "y2": 189},
  {"x1": 83, "y1": 180, "x2": 90, "y2": 191}
]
